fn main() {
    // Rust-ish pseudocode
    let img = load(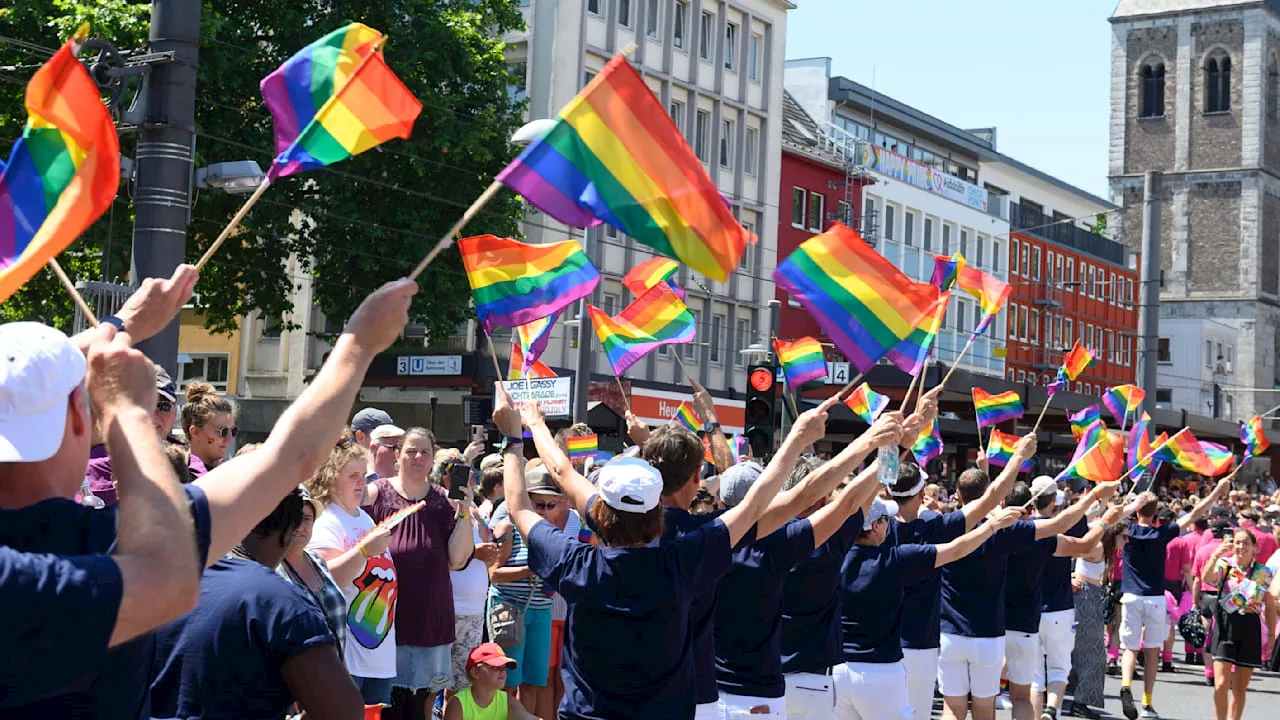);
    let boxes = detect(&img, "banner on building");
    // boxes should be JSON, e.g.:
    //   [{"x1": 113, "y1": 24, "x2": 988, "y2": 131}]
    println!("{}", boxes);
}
[{"x1": 860, "y1": 145, "x2": 988, "y2": 213}]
